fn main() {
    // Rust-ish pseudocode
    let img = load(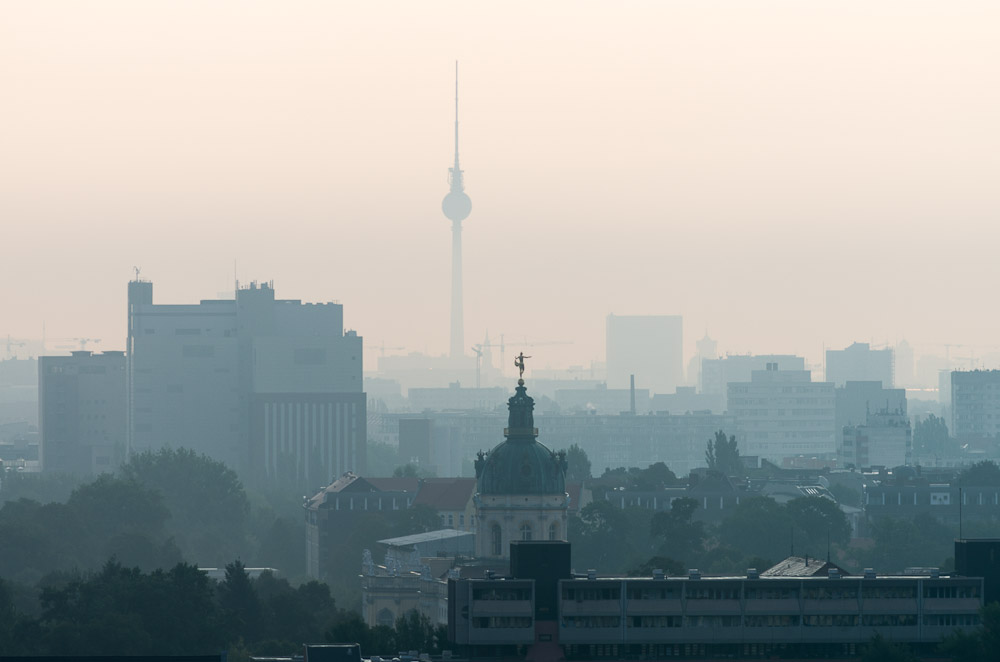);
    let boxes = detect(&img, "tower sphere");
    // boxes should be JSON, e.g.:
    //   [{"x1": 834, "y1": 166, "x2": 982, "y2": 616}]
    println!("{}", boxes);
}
[{"x1": 442, "y1": 190, "x2": 472, "y2": 222}]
